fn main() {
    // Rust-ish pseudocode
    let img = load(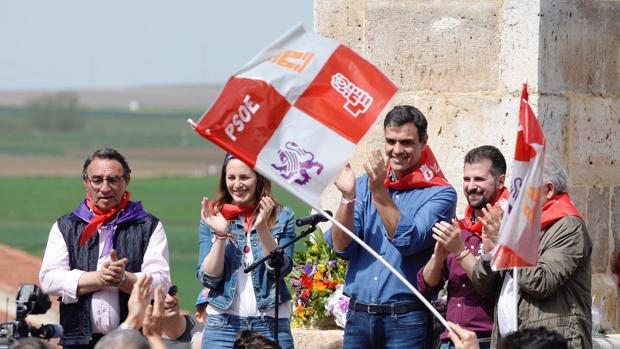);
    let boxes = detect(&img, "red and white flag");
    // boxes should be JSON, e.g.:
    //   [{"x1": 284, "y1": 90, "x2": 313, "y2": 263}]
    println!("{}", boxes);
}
[
  {"x1": 191, "y1": 24, "x2": 398, "y2": 207},
  {"x1": 492, "y1": 84, "x2": 546, "y2": 269}
]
